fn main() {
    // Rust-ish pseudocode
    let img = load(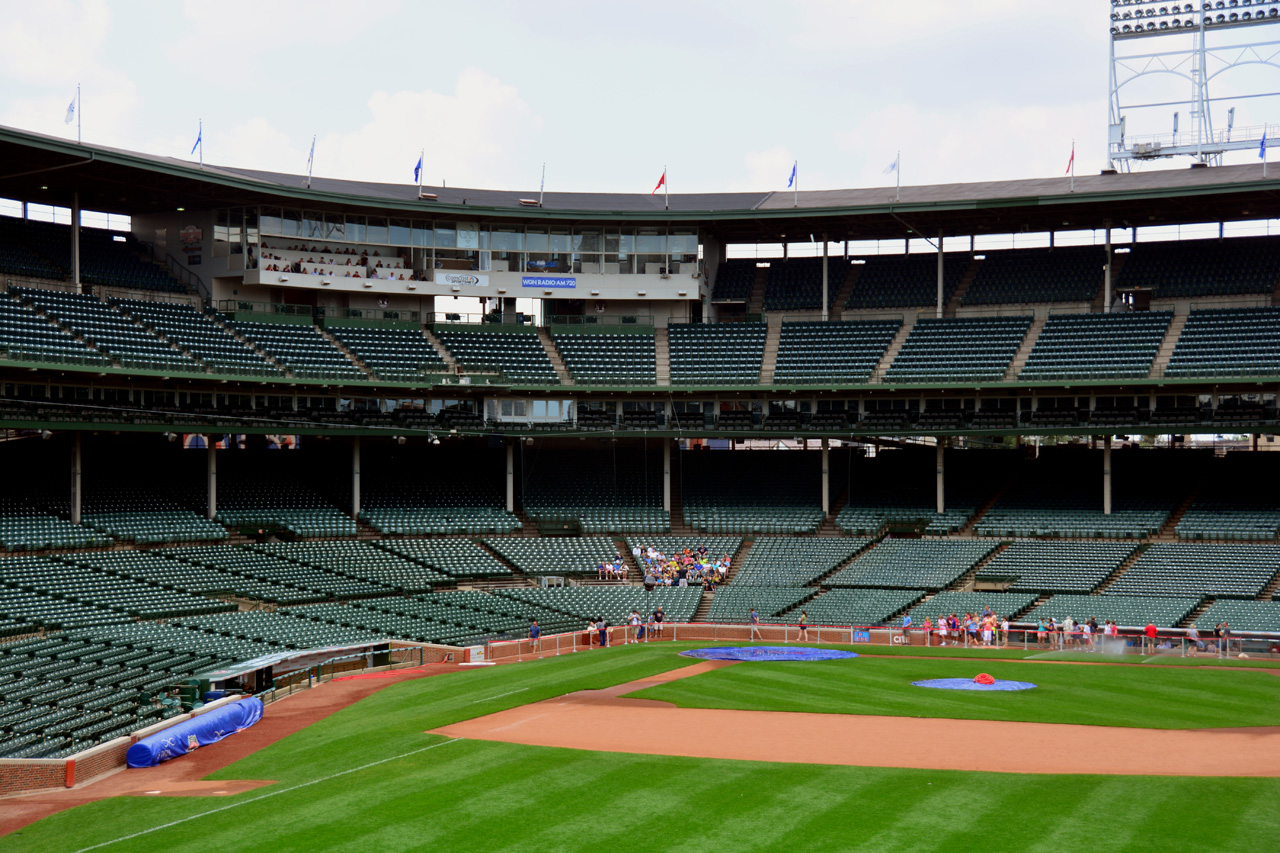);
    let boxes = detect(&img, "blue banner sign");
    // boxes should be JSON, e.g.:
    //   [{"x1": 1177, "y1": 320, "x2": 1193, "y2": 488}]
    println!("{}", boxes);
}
[
  {"x1": 853, "y1": 631, "x2": 871, "y2": 643},
  {"x1": 522, "y1": 275, "x2": 577, "y2": 289}
]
